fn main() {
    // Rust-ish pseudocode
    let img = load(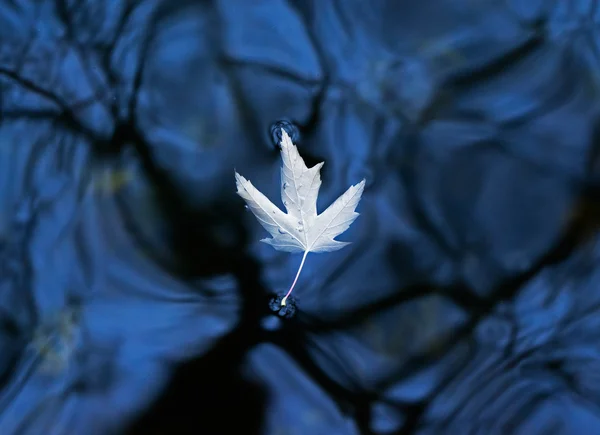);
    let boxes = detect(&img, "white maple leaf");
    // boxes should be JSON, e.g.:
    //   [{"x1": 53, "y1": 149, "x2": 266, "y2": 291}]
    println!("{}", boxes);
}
[{"x1": 235, "y1": 129, "x2": 365, "y2": 306}]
